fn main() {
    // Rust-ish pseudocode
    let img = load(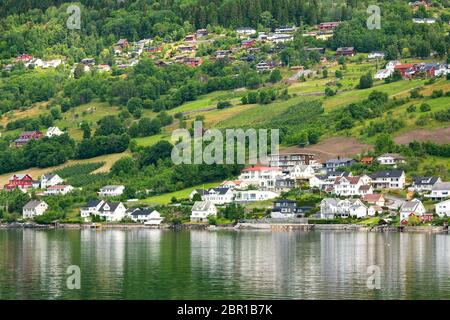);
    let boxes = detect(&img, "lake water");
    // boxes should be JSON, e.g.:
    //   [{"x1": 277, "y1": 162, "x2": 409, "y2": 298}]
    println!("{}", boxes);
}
[{"x1": 1, "y1": 228, "x2": 450, "y2": 299}]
